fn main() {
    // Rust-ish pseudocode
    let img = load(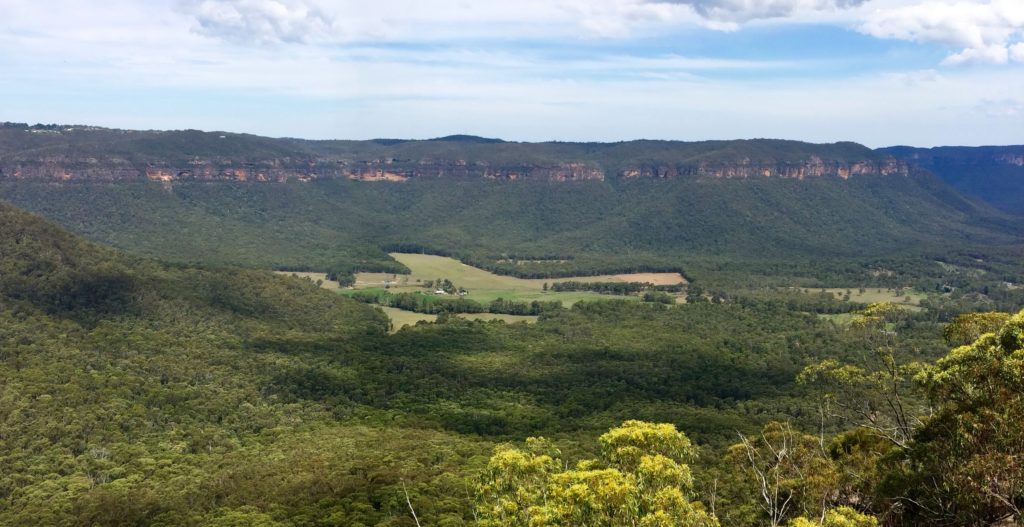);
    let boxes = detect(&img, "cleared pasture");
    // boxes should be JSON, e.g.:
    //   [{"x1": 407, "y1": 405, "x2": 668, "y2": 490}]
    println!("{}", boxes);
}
[
  {"x1": 354, "y1": 253, "x2": 684, "y2": 305},
  {"x1": 796, "y1": 287, "x2": 926, "y2": 307},
  {"x1": 282, "y1": 254, "x2": 682, "y2": 329},
  {"x1": 377, "y1": 306, "x2": 538, "y2": 333},
  {"x1": 379, "y1": 306, "x2": 435, "y2": 329}
]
